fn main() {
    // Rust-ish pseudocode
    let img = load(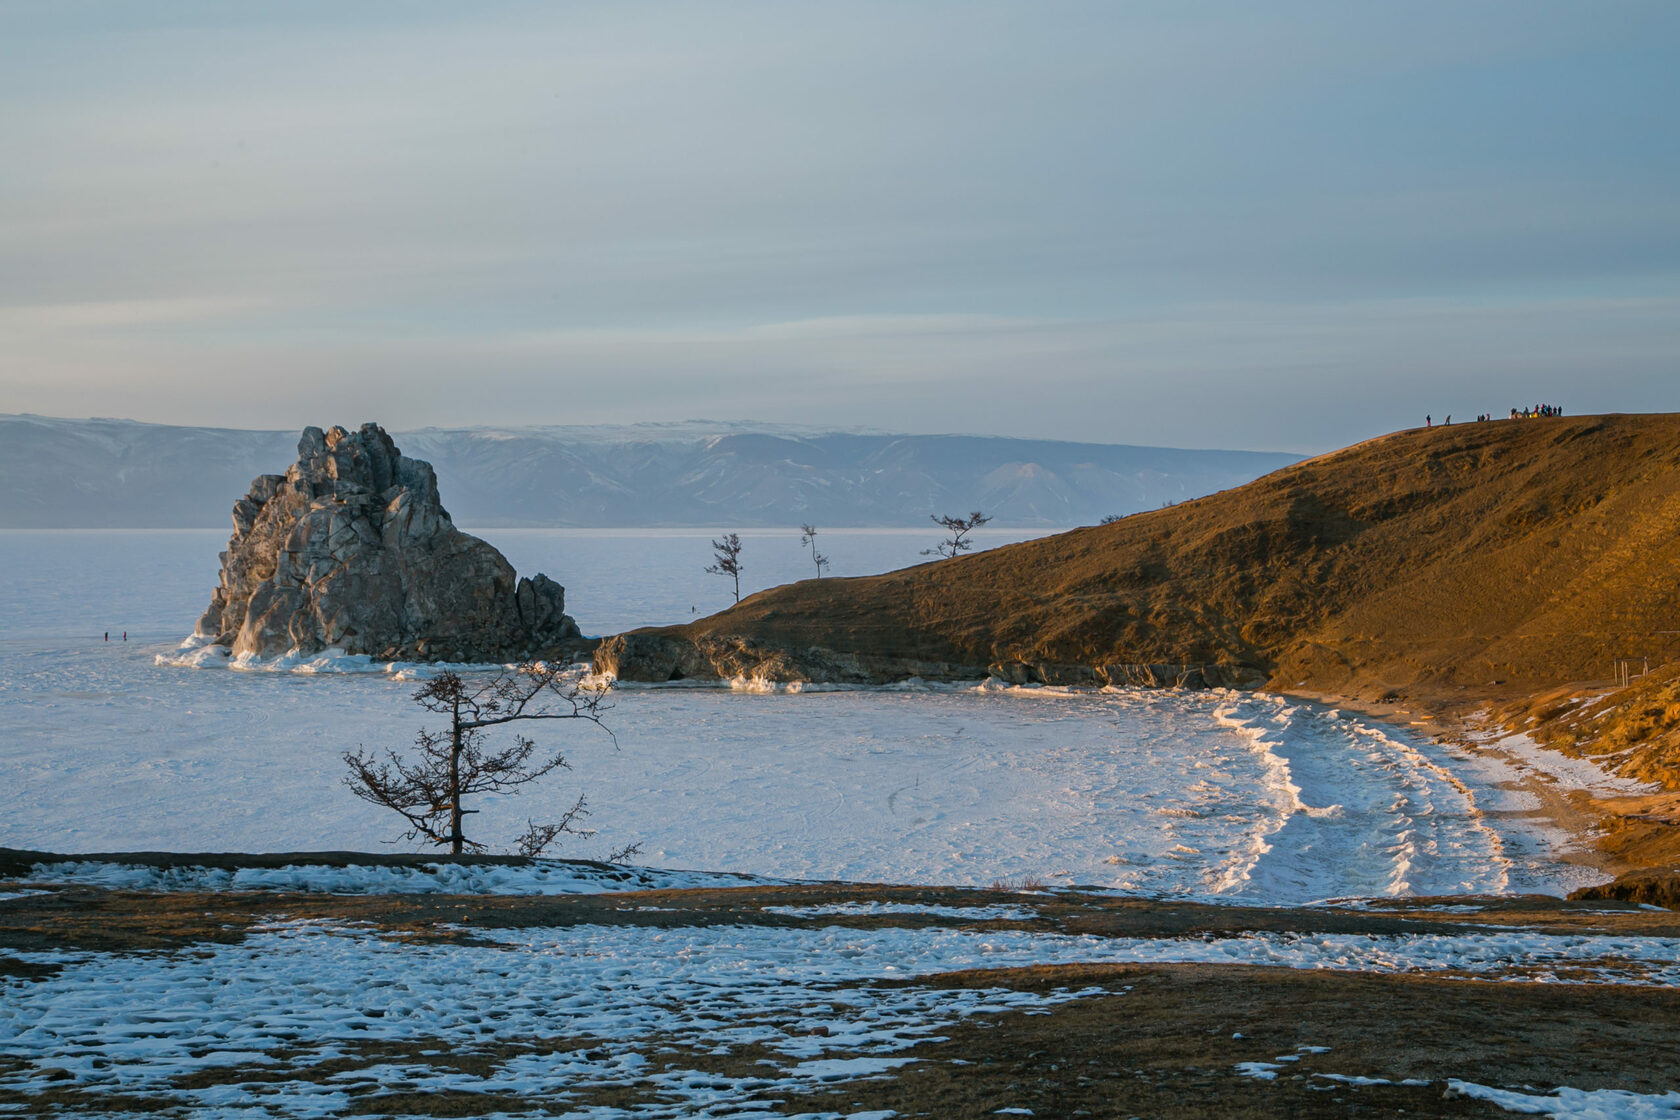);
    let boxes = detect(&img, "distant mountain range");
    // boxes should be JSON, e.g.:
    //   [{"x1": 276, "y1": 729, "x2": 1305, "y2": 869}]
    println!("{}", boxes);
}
[{"x1": 0, "y1": 414, "x2": 1300, "y2": 529}]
